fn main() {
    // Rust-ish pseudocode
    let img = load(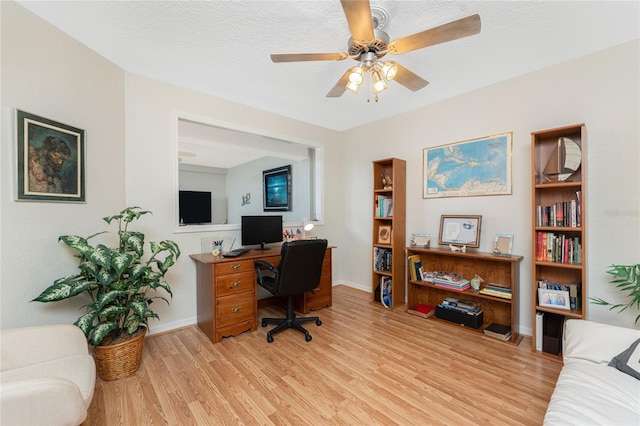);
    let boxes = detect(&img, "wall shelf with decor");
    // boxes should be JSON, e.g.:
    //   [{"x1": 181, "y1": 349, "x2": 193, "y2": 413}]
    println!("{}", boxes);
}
[
  {"x1": 406, "y1": 247, "x2": 523, "y2": 344},
  {"x1": 372, "y1": 158, "x2": 406, "y2": 309},
  {"x1": 531, "y1": 123, "x2": 587, "y2": 361}
]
